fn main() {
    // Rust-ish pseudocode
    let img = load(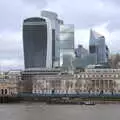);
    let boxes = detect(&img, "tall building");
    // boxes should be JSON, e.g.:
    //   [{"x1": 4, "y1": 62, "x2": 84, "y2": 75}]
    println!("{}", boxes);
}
[
  {"x1": 75, "y1": 45, "x2": 88, "y2": 58},
  {"x1": 89, "y1": 29, "x2": 109, "y2": 64},
  {"x1": 41, "y1": 10, "x2": 64, "y2": 67},
  {"x1": 59, "y1": 24, "x2": 75, "y2": 70},
  {"x1": 23, "y1": 17, "x2": 53, "y2": 69}
]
